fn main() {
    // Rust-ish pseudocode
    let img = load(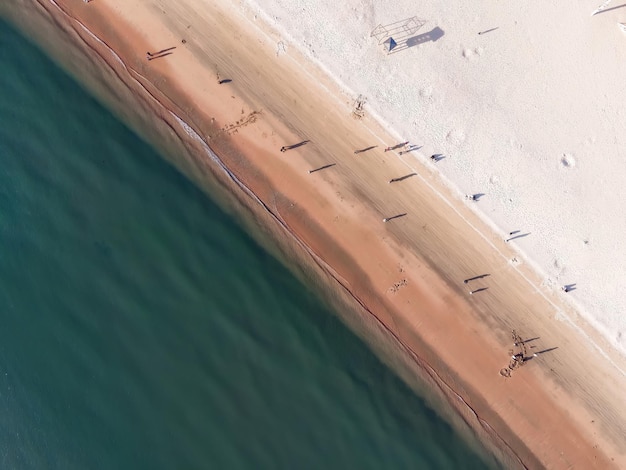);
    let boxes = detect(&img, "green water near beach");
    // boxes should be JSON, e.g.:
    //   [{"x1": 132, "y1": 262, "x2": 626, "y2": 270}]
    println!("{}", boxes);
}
[{"x1": 0, "y1": 19, "x2": 494, "y2": 469}]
